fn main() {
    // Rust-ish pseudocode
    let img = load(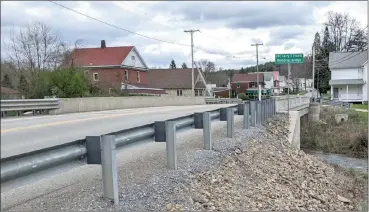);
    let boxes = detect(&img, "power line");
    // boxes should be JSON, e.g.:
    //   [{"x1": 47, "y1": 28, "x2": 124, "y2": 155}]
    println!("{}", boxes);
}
[
  {"x1": 50, "y1": 1, "x2": 238, "y2": 59},
  {"x1": 50, "y1": 1, "x2": 236, "y2": 58},
  {"x1": 49, "y1": 1, "x2": 190, "y2": 47}
]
